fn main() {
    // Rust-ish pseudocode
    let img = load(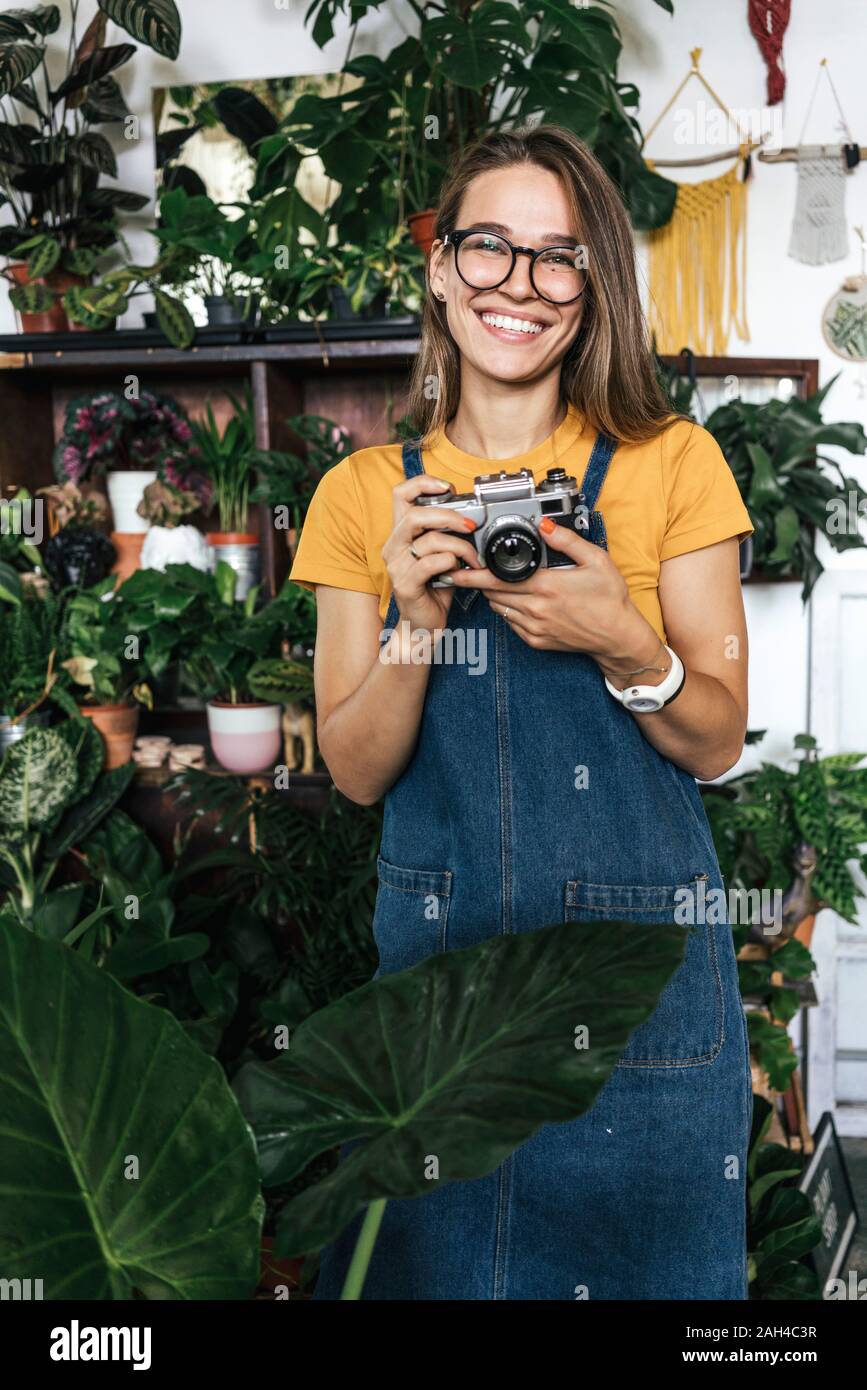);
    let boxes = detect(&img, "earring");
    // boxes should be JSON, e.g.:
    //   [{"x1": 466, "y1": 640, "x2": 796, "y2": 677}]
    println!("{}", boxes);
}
[{"x1": 435, "y1": 291, "x2": 446, "y2": 301}]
